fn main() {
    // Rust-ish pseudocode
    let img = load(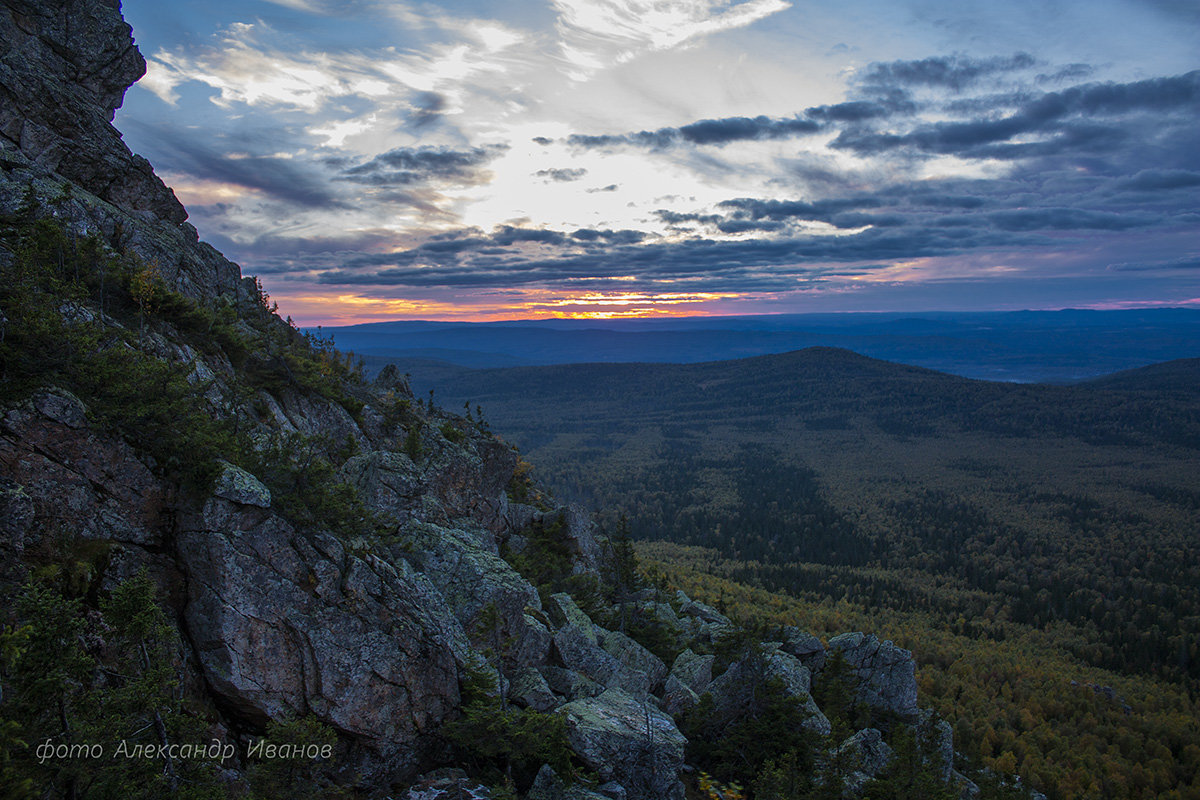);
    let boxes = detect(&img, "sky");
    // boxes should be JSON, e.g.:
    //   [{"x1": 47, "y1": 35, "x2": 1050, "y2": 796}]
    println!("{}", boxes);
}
[{"x1": 116, "y1": 0, "x2": 1200, "y2": 325}]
